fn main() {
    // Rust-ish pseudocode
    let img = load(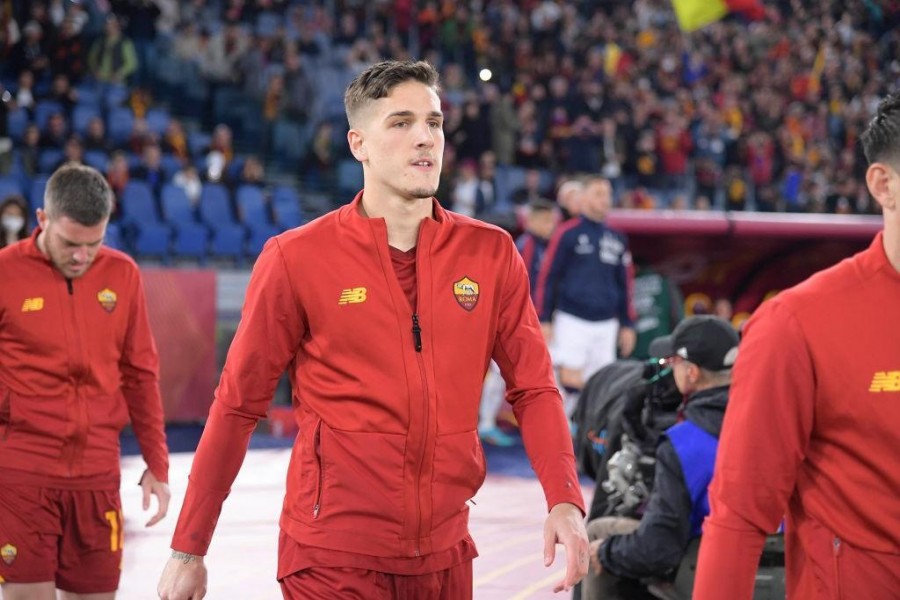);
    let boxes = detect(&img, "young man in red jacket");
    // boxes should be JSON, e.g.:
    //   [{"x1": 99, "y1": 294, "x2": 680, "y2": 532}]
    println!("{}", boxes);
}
[
  {"x1": 0, "y1": 163, "x2": 170, "y2": 599},
  {"x1": 694, "y1": 93, "x2": 900, "y2": 598},
  {"x1": 157, "y1": 60, "x2": 589, "y2": 599}
]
